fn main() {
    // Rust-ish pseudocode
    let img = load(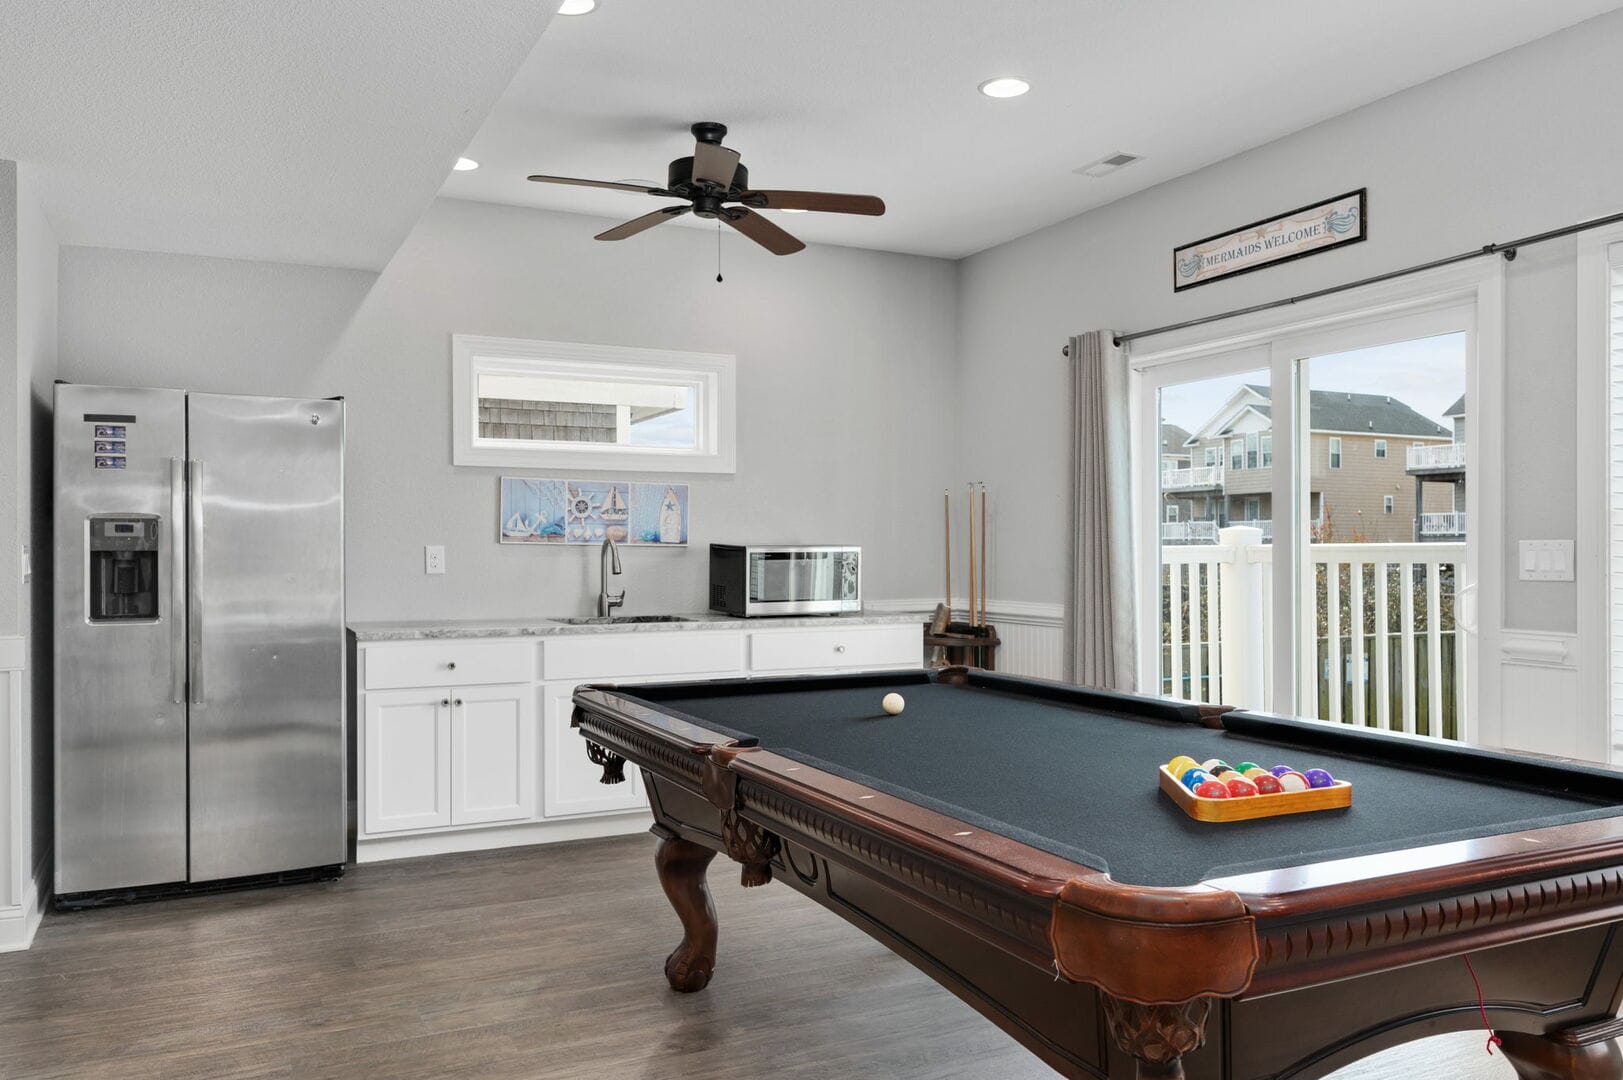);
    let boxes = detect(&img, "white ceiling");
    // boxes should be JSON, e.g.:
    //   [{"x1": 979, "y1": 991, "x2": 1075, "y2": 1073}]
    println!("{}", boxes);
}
[
  {"x1": 445, "y1": 0, "x2": 1622, "y2": 259},
  {"x1": 0, "y1": 1, "x2": 556, "y2": 270}
]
